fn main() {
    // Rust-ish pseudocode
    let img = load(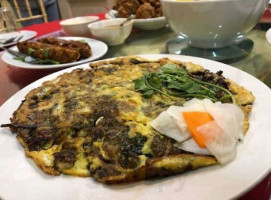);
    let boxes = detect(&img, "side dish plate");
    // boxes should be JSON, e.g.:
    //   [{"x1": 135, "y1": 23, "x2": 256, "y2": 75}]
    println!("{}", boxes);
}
[
  {"x1": 0, "y1": 54, "x2": 271, "y2": 200},
  {"x1": 266, "y1": 28, "x2": 271, "y2": 45},
  {"x1": 0, "y1": 30, "x2": 37, "y2": 47},
  {"x1": 105, "y1": 12, "x2": 167, "y2": 30},
  {"x1": 1, "y1": 36, "x2": 108, "y2": 69}
]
